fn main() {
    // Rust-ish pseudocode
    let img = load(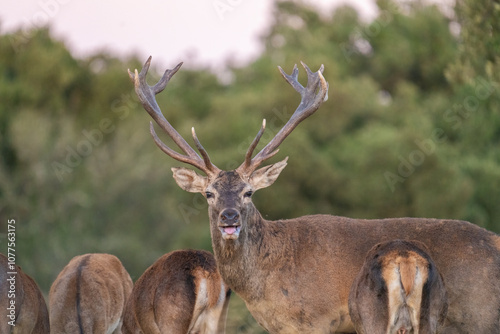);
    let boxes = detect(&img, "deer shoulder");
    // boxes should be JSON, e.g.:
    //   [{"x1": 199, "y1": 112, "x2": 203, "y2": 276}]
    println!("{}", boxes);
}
[
  {"x1": 122, "y1": 249, "x2": 231, "y2": 334},
  {"x1": 0, "y1": 253, "x2": 50, "y2": 334},
  {"x1": 349, "y1": 240, "x2": 448, "y2": 334},
  {"x1": 49, "y1": 253, "x2": 133, "y2": 334}
]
